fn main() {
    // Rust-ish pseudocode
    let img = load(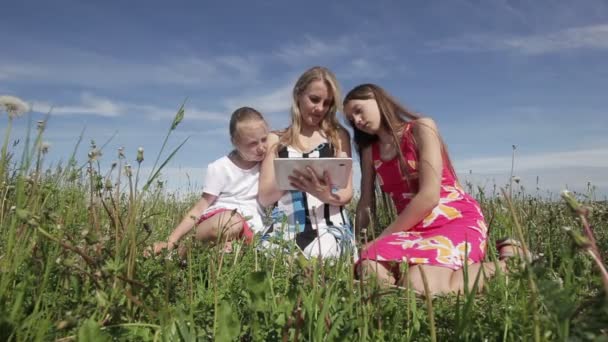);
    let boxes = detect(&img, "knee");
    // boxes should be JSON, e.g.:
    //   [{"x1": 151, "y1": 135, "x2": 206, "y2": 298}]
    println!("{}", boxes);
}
[
  {"x1": 357, "y1": 260, "x2": 375, "y2": 277},
  {"x1": 403, "y1": 266, "x2": 444, "y2": 296},
  {"x1": 357, "y1": 260, "x2": 395, "y2": 285},
  {"x1": 218, "y1": 212, "x2": 245, "y2": 237},
  {"x1": 403, "y1": 266, "x2": 426, "y2": 294}
]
